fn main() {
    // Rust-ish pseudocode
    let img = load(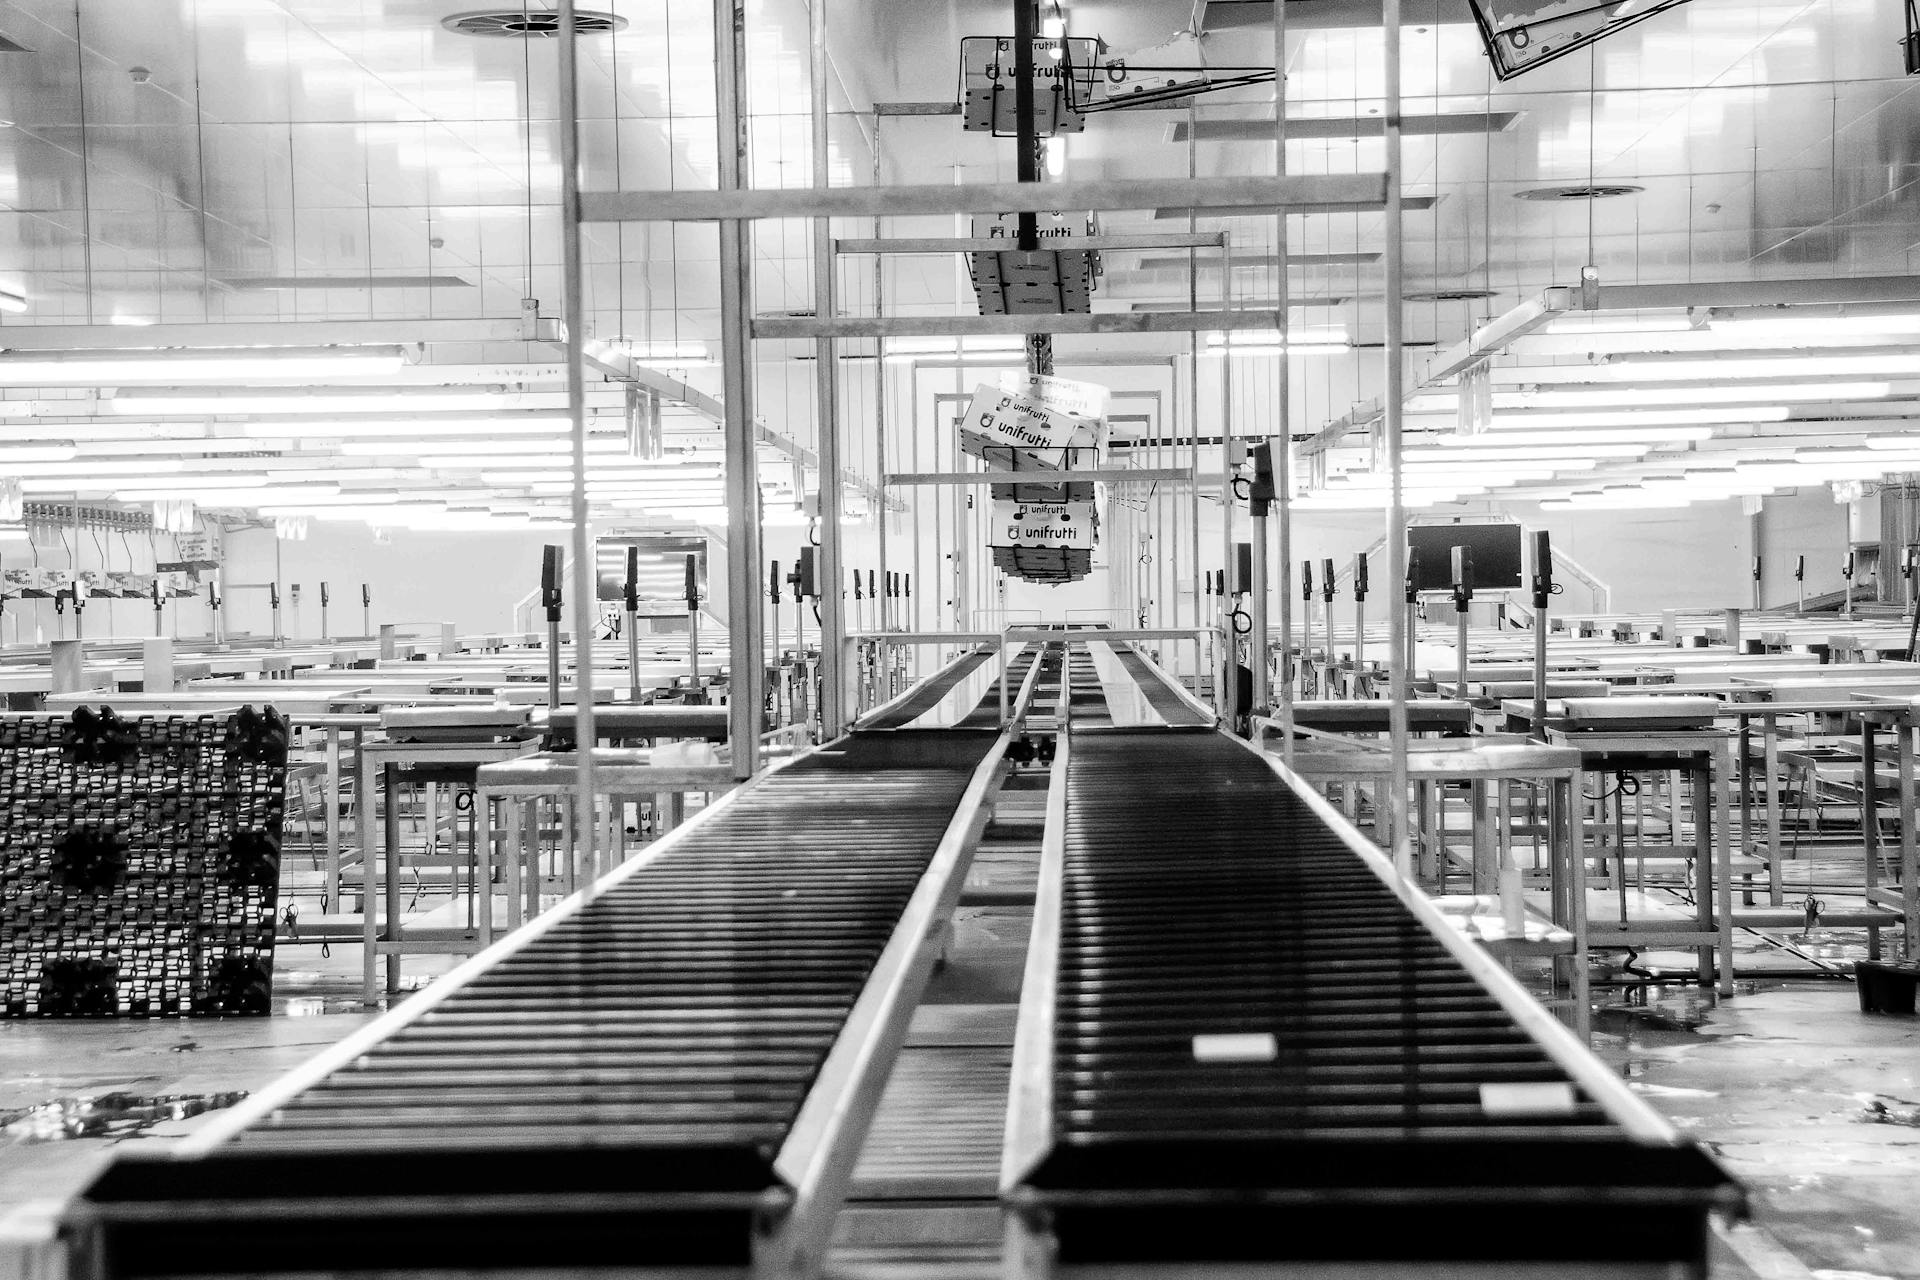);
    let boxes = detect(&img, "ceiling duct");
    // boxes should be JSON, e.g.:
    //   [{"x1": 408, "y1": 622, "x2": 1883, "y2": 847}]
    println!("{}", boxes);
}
[{"x1": 442, "y1": 9, "x2": 625, "y2": 37}]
